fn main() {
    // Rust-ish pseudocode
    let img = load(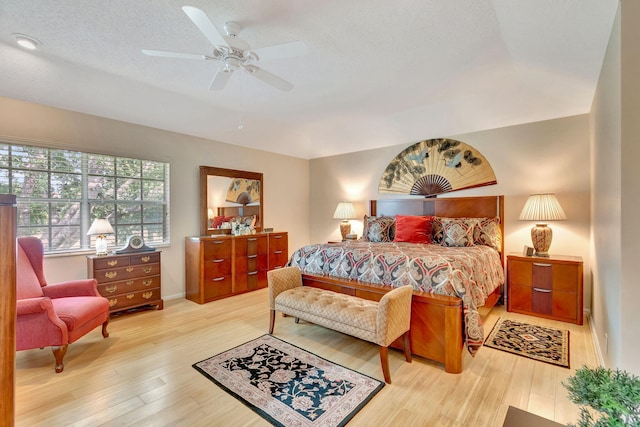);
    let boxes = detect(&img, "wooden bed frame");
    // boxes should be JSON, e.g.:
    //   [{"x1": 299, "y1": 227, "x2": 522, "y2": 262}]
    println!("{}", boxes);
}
[{"x1": 302, "y1": 195, "x2": 504, "y2": 374}]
